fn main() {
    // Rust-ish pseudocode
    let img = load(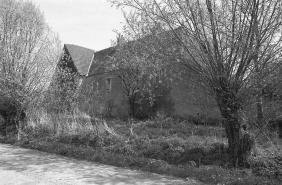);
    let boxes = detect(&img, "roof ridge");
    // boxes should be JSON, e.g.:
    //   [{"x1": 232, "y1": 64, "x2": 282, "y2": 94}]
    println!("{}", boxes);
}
[
  {"x1": 64, "y1": 44, "x2": 95, "y2": 76},
  {"x1": 86, "y1": 53, "x2": 95, "y2": 77},
  {"x1": 64, "y1": 44, "x2": 94, "y2": 52},
  {"x1": 95, "y1": 46, "x2": 115, "y2": 53}
]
